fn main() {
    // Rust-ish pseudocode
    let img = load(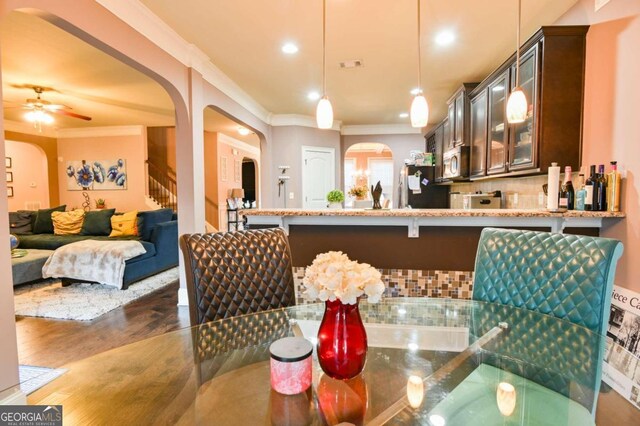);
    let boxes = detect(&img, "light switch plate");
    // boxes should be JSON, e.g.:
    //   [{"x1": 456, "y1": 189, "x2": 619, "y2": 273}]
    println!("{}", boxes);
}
[
  {"x1": 595, "y1": 0, "x2": 610, "y2": 11},
  {"x1": 289, "y1": 192, "x2": 294, "y2": 200}
]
